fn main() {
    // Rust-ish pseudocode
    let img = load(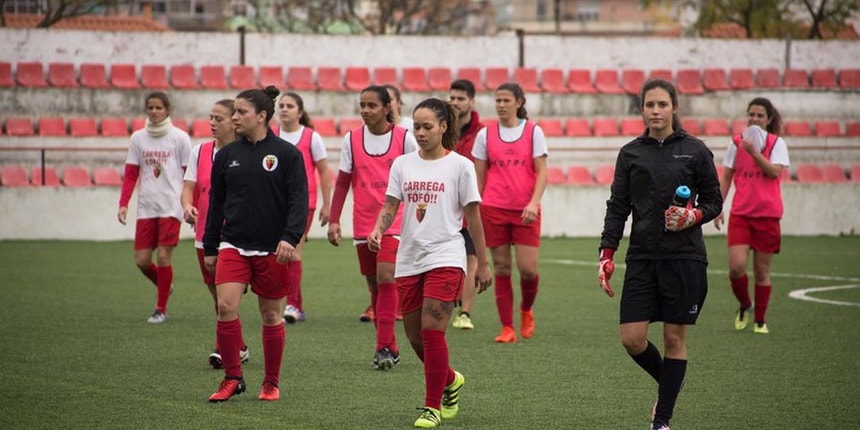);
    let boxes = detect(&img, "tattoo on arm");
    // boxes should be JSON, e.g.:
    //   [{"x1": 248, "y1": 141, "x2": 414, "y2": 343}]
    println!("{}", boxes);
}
[{"x1": 378, "y1": 196, "x2": 400, "y2": 232}]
